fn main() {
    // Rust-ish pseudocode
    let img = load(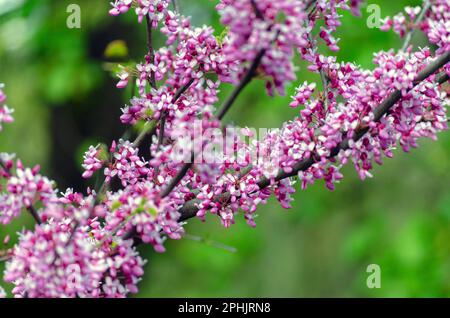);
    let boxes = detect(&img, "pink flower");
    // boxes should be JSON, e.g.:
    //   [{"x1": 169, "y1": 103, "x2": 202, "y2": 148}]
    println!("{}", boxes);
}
[
  {"x1": 82, "y1": 146, "x2": 104, "y2": 179},
  {"x1": 116, "y1": 71, "x2": 130, "y2": 89},
  {"x1": 109, "y1": 0, "x2": 170, "y2": 25},
  {"x1": 0, "y1": 84, "x2": 13, "y2": 131},
  {"x1": 0, "y1": 84, "x2": 6, "y2": 103},
  {"x1": 0, "y1": 160, "x2": 56, "y2": 225},
  {"x1": 290, "y1": 82, "x2": 316, "y2": 108}
]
